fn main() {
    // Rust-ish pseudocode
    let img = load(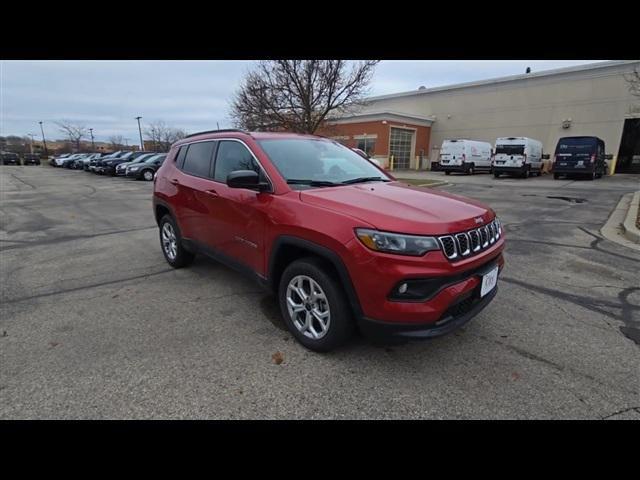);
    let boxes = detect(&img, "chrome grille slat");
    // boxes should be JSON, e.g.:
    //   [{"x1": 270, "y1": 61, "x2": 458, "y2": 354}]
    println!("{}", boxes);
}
[{"x1": 439, "y1": 219, "x2": 501, "y2": 261}]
